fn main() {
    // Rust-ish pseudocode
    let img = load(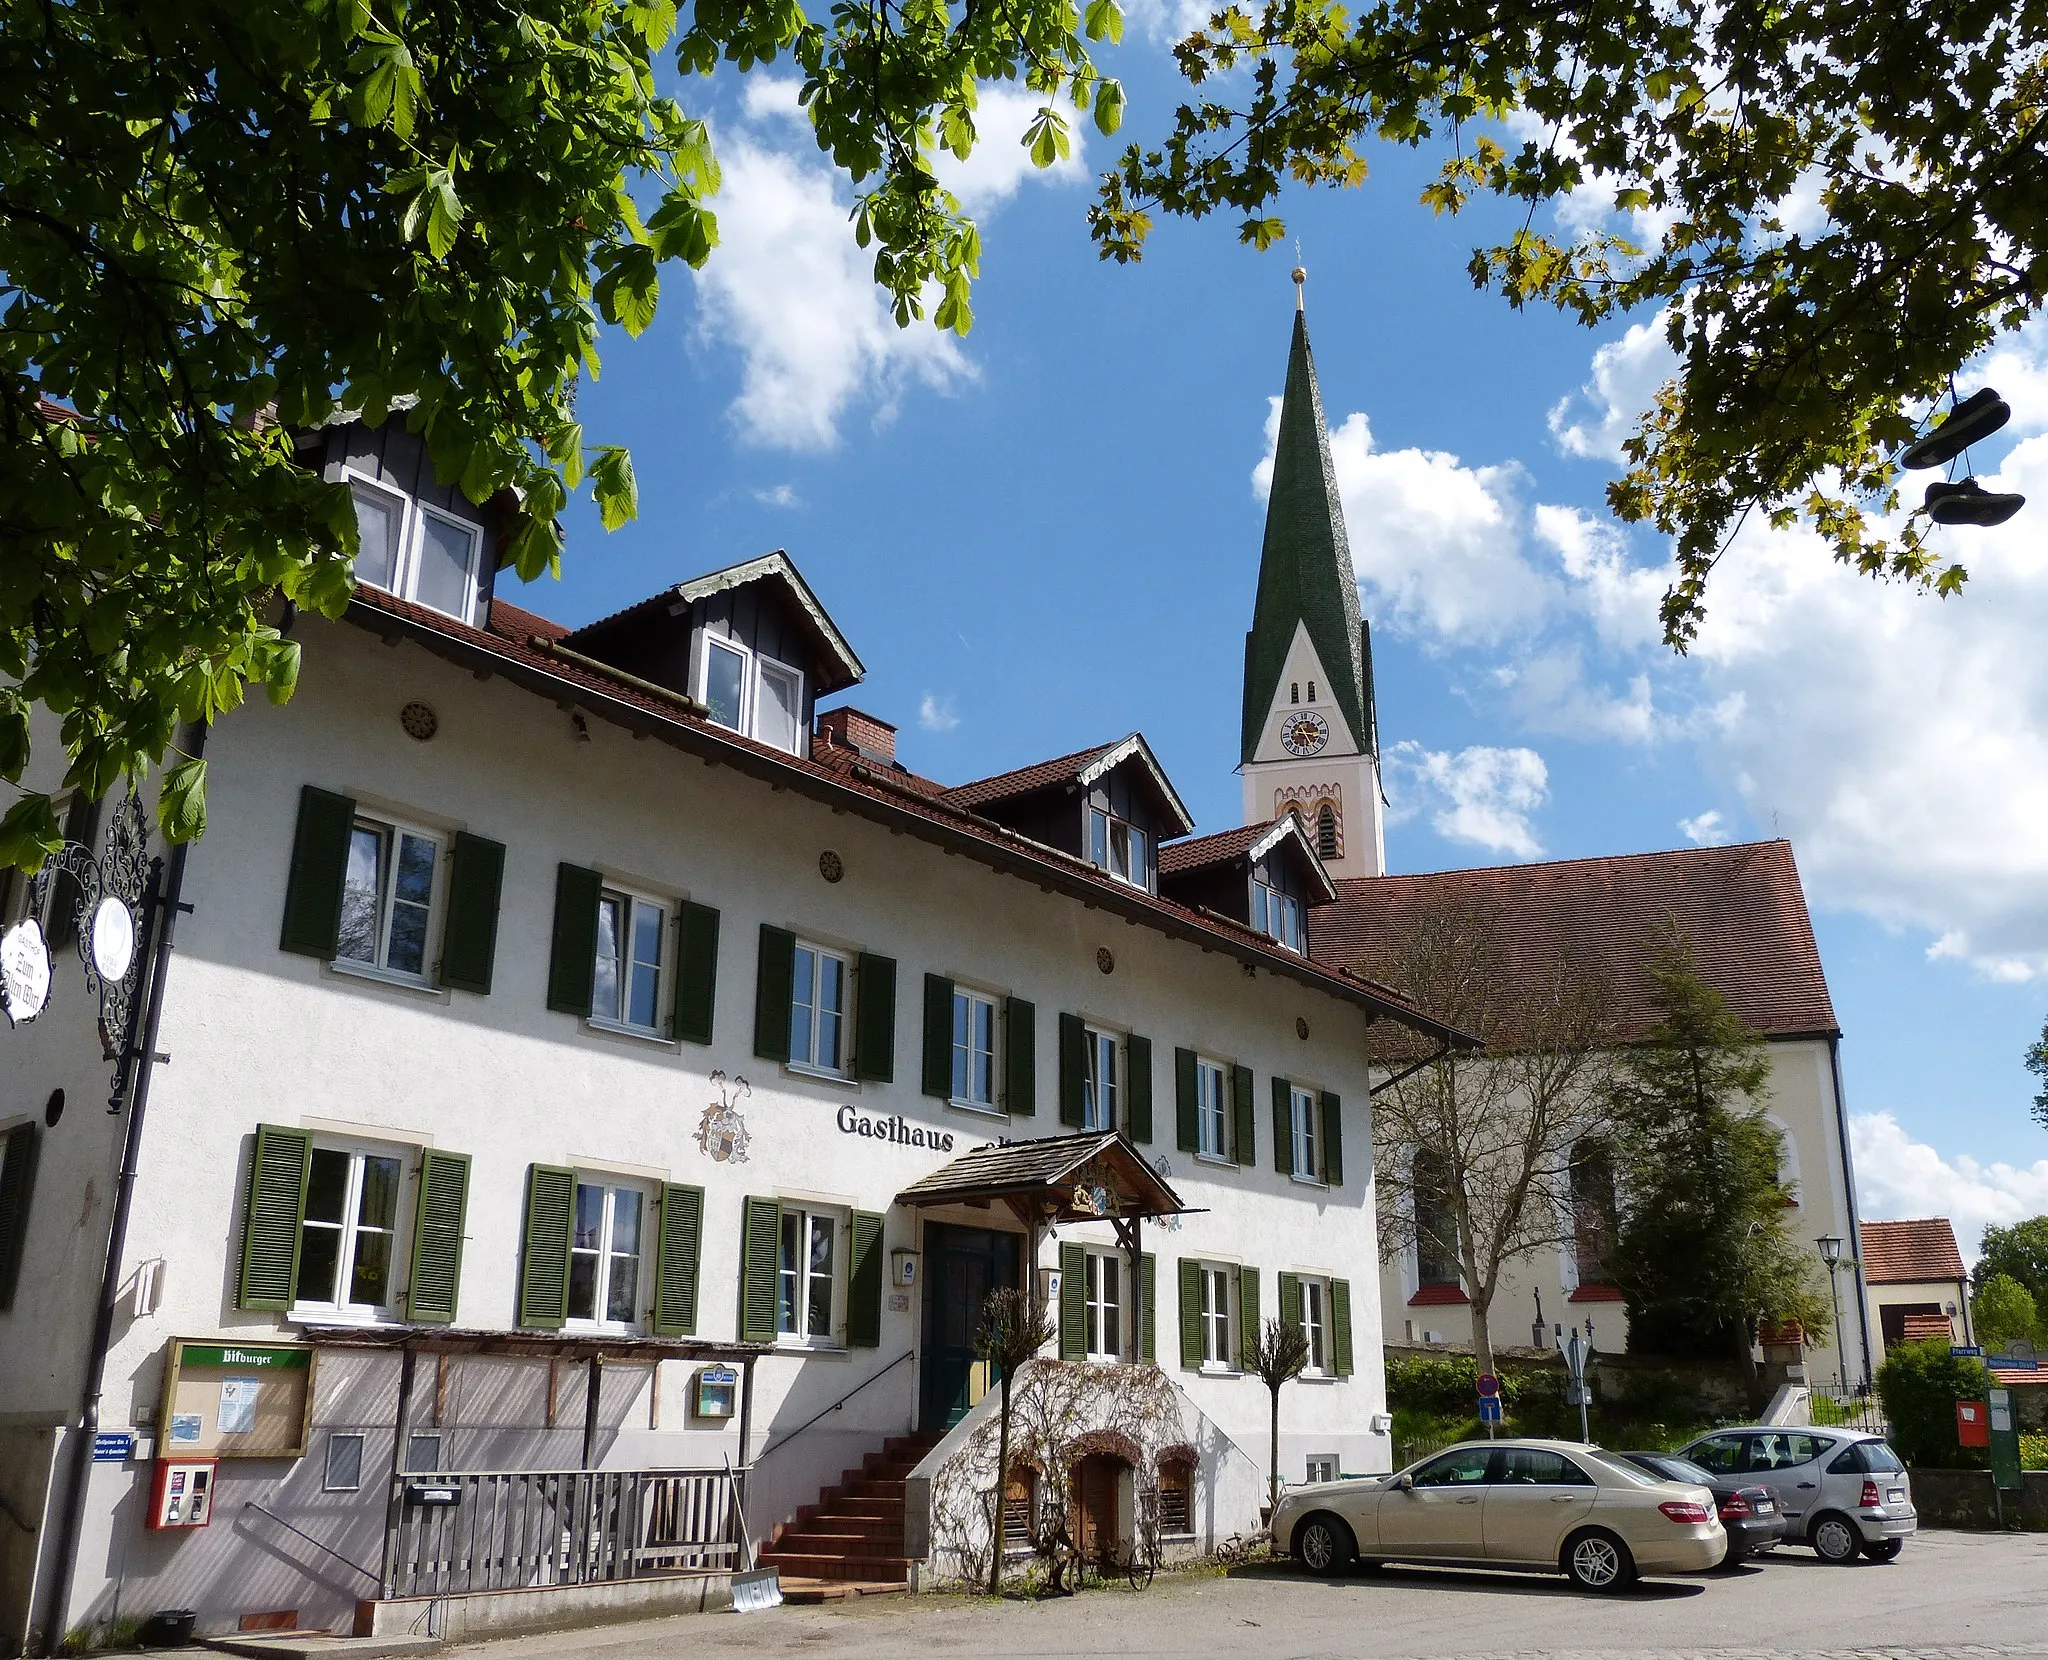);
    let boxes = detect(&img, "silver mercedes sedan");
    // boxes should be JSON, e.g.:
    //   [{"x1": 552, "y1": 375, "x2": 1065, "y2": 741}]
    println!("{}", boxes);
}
[{"x1": 1271, "y1": 1438, "x2": 1726, "y2": 1592}]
